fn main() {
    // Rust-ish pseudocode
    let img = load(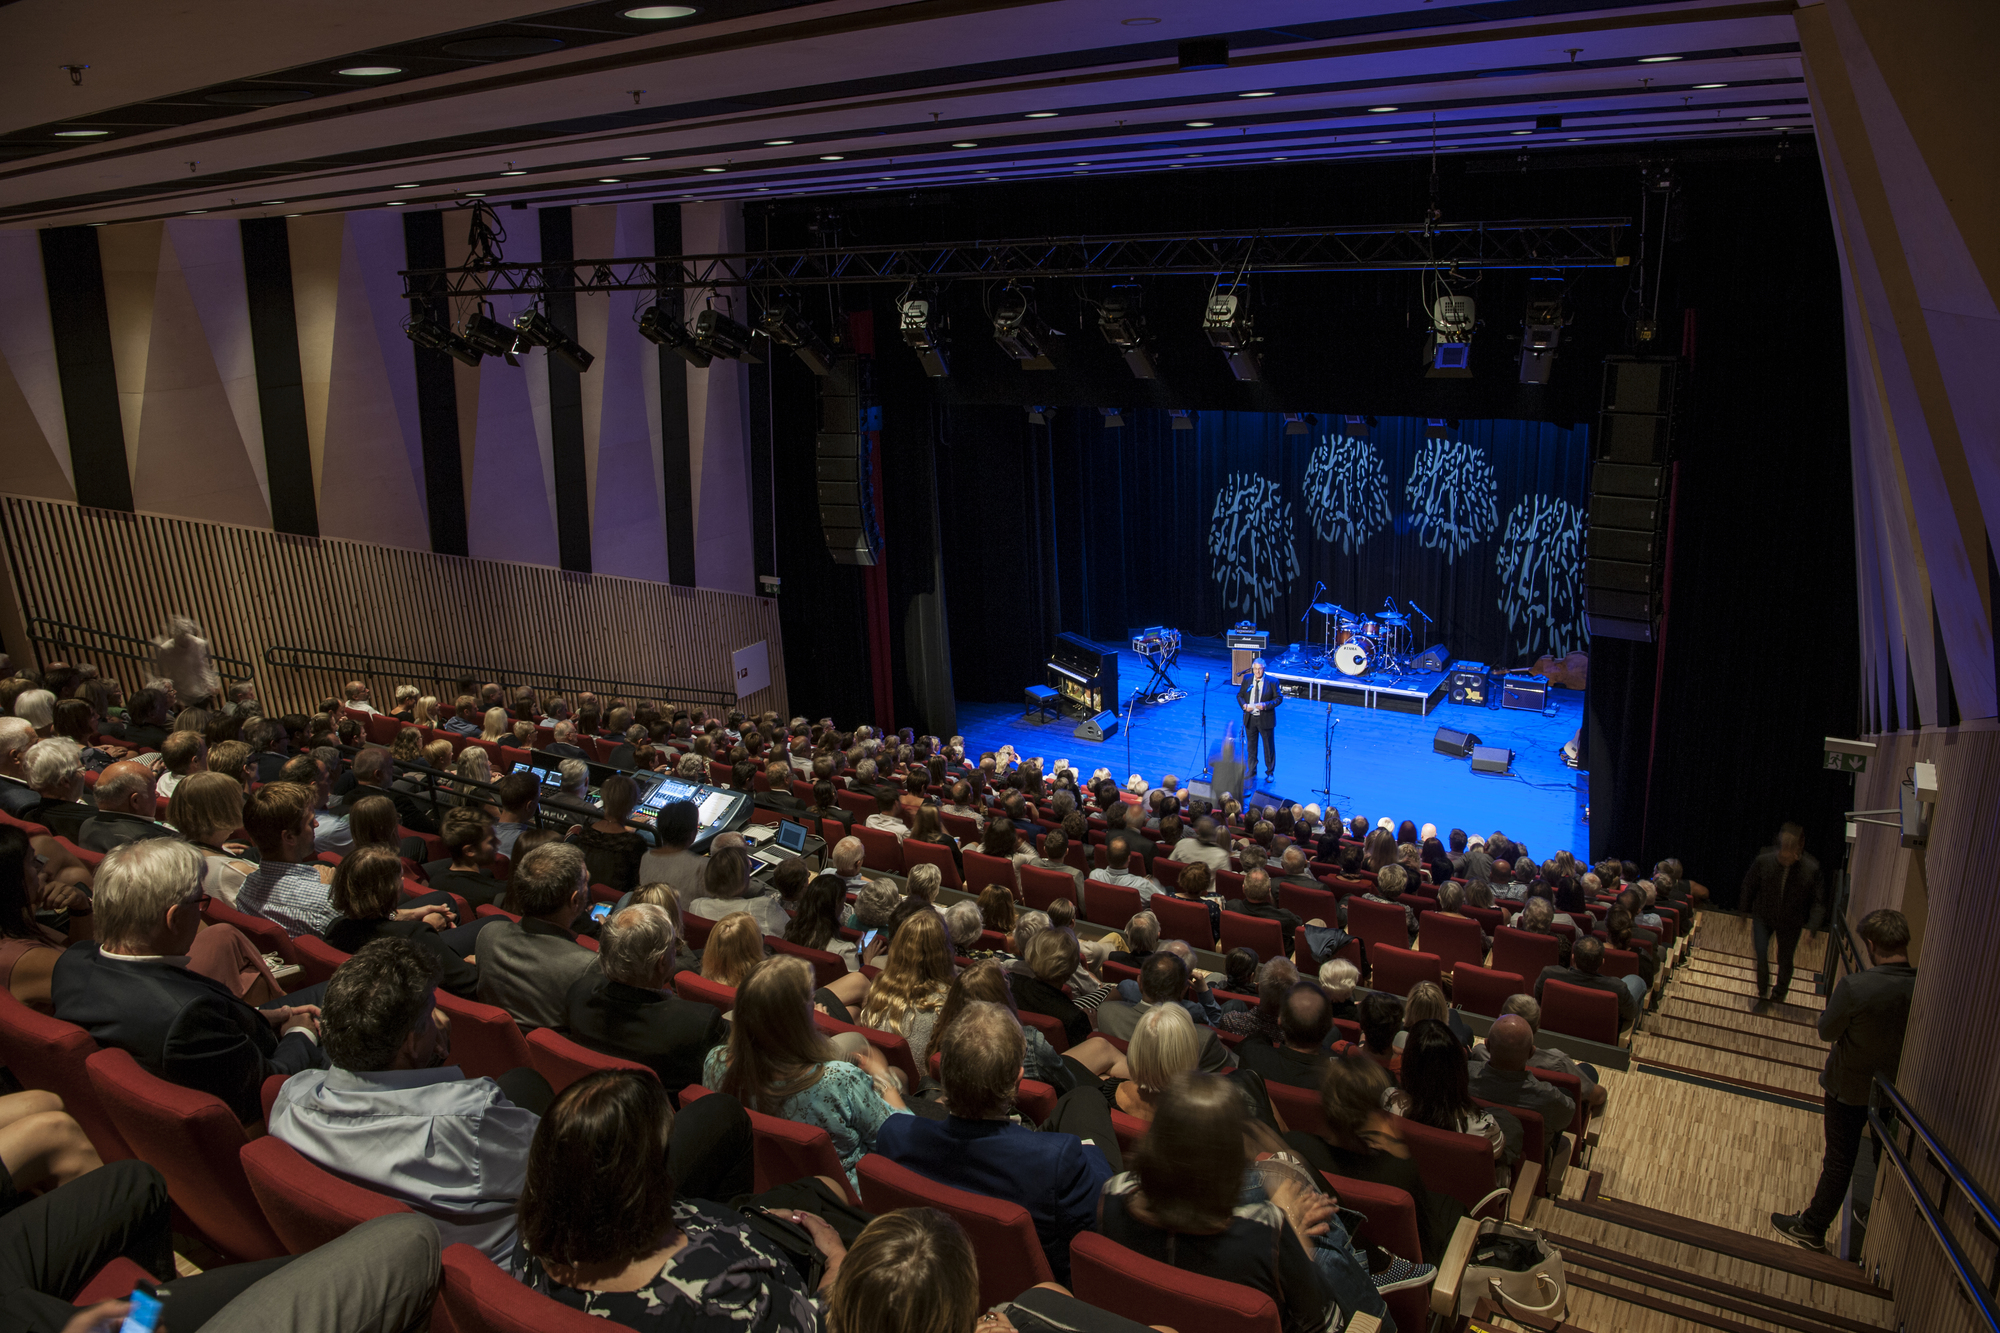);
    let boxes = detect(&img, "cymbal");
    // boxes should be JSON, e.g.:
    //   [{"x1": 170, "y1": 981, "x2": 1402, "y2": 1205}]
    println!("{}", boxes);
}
[
  {"x1": 1309, "y1": 602, "x2": 1344, "y2": 615},
  {"x1": 1377, "y1": 612, "x2": 1408, "y2": 625}
]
